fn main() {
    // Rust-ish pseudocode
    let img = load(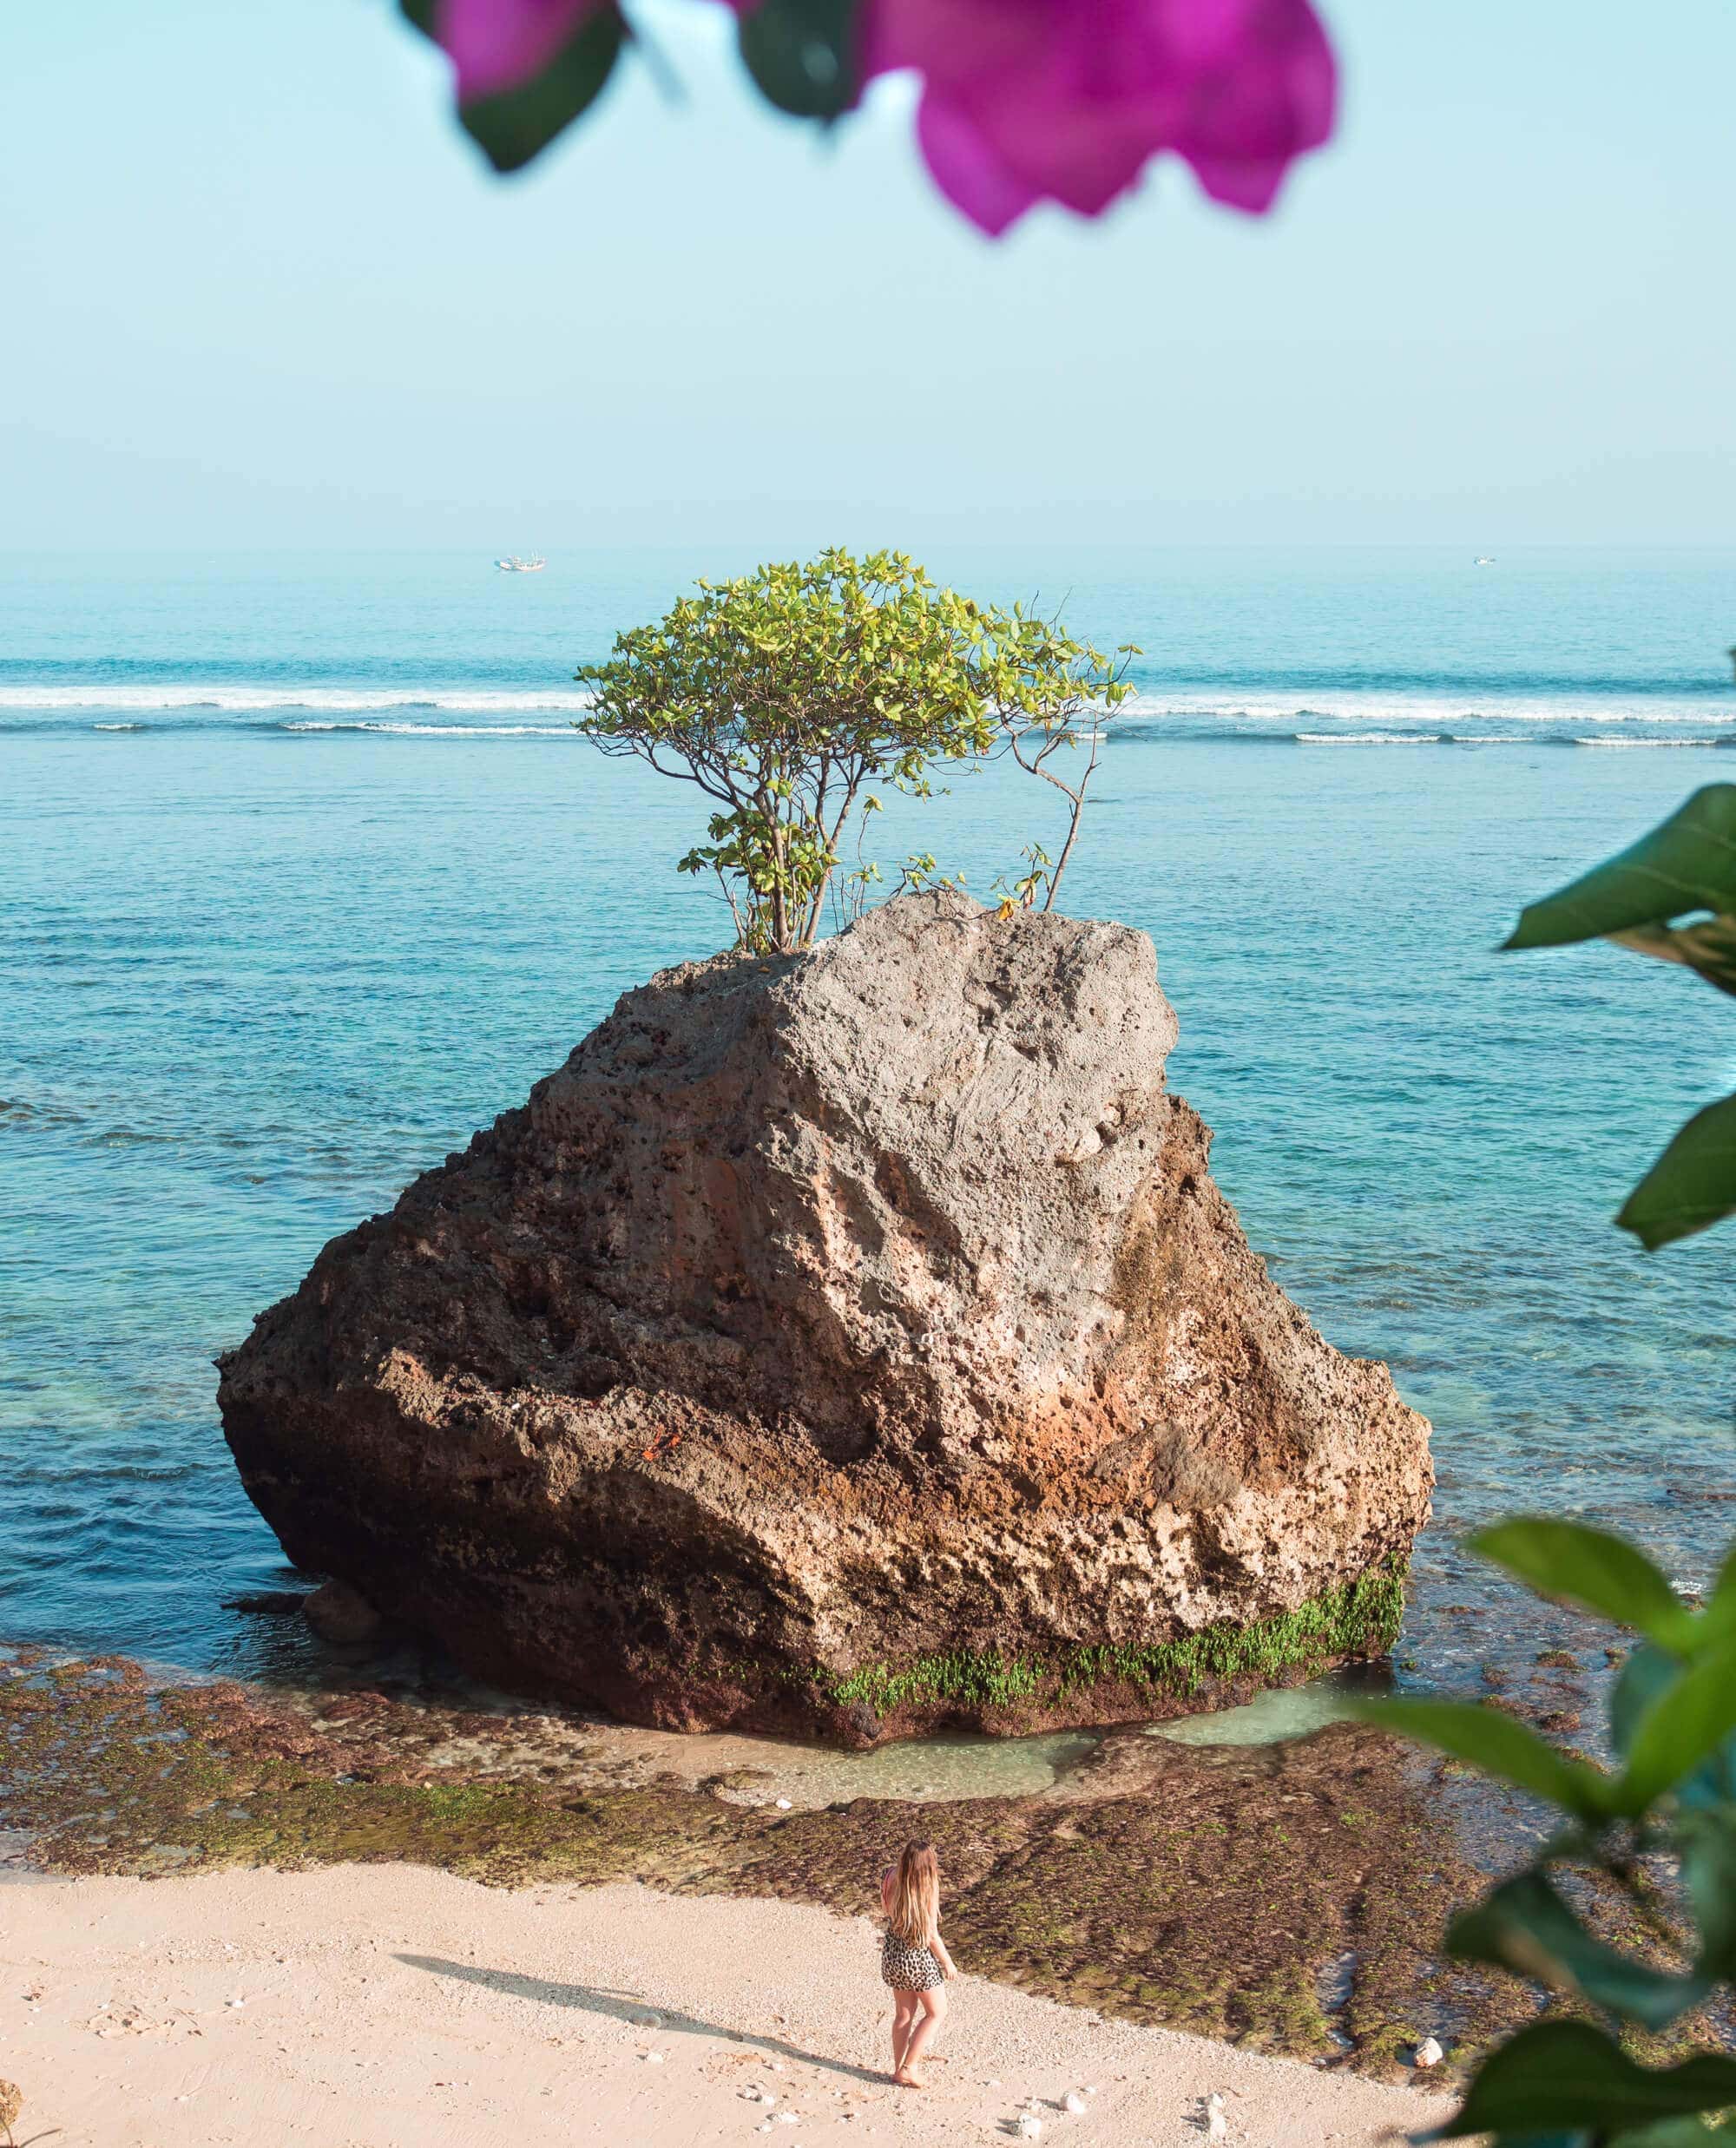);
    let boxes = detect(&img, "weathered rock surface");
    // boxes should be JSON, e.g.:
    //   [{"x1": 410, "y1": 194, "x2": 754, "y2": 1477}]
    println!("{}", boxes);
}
[
  {"x1": 301, "y1": 1579, "x2": 385, "y2": 1646},
  {"x1": 218, "y1": 890, "x2": 1430, "y2": 1744}
]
